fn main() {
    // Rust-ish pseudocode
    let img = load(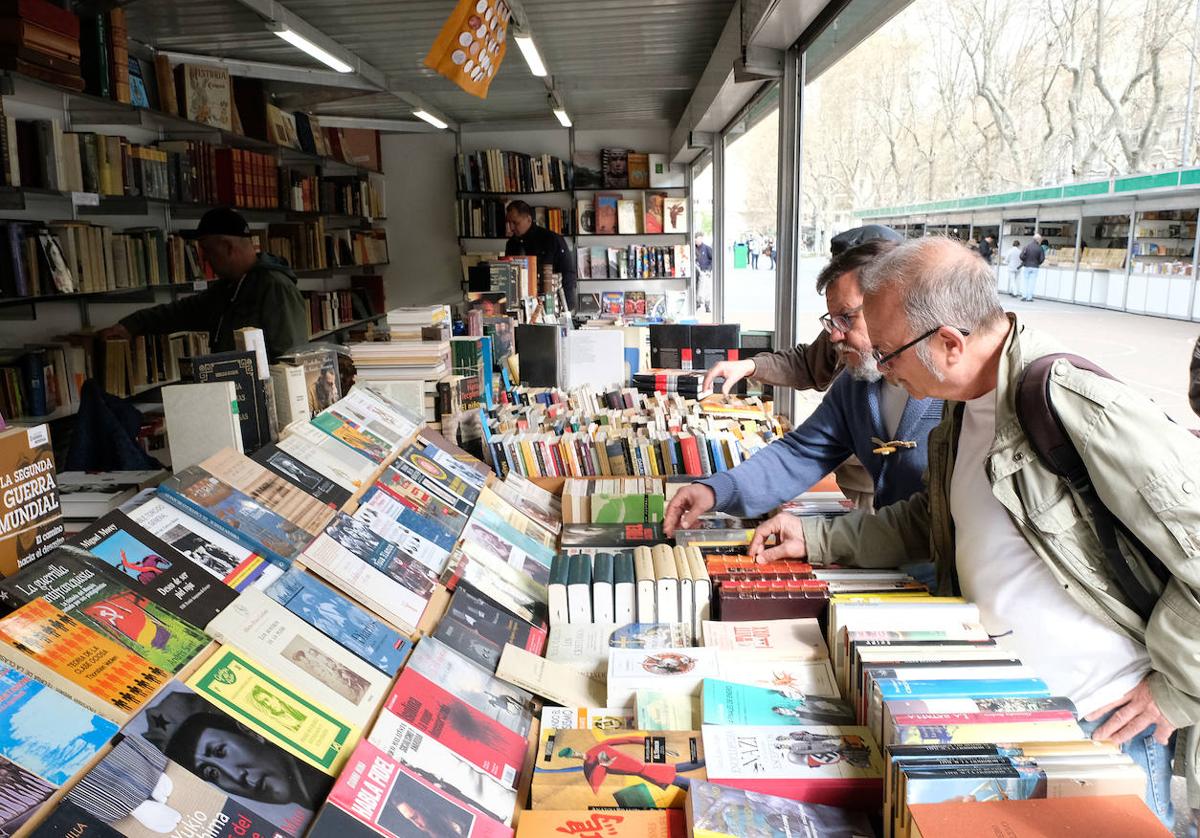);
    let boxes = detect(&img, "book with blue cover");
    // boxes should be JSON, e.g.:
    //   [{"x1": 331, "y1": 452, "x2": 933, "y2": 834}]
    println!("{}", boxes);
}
[
  {"x1": 355, "y1": 486, "x2": 459, "y2": 552},
  {"x1": 266, "y1": 567, "x2": 412, "y2": 676},
  {"x1": 157, "y1": 466, "x2": 312, "y2": 569},
  {"x1": 701, "y1": 678, "x2": 856, "y2": 727},
  {"x1": 0, "y1": 666, "x2": 118, "y2": 786}
]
